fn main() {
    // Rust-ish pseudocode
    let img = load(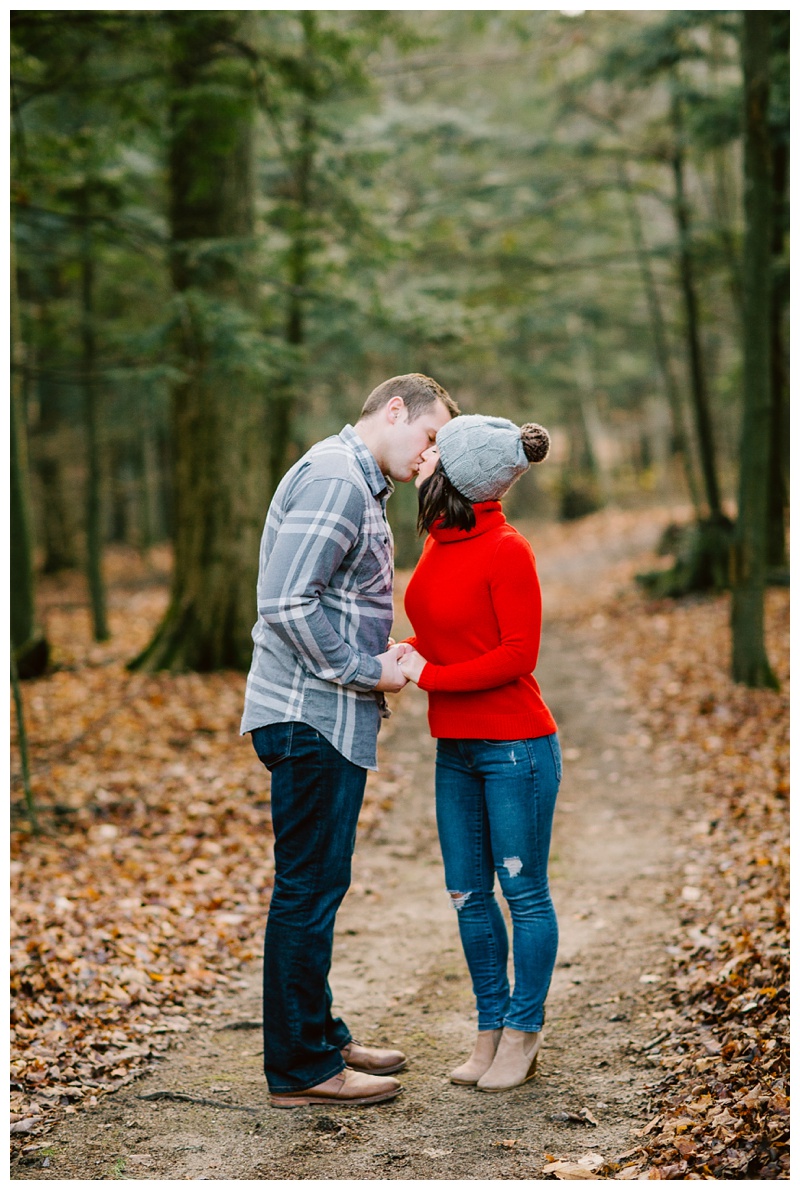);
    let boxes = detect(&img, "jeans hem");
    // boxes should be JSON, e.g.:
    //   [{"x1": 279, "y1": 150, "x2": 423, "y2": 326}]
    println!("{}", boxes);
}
[
  {"x1": 266, "y1": 1056, "x2": 346, "y2": 1095},
  {"x1": 503, "y1": 1018, "x2": 544, "y2": 1033}
]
